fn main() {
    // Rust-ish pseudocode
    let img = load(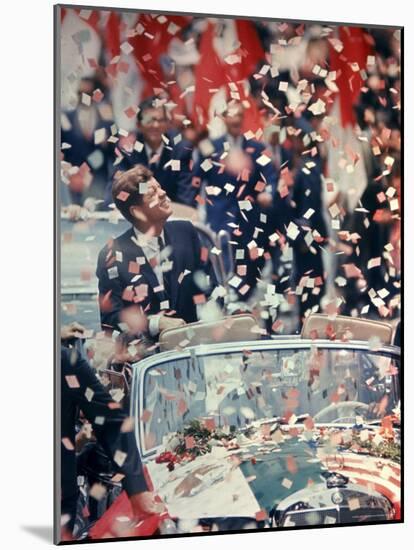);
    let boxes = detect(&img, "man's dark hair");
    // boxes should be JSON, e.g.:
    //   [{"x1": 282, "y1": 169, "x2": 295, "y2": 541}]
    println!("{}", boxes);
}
[
  {"x1": 112, "y1": 164, "x2": 153, "y2": 223},
  {"x1": 137, "y1": 96, "x2": 167, "y2": 124}
]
